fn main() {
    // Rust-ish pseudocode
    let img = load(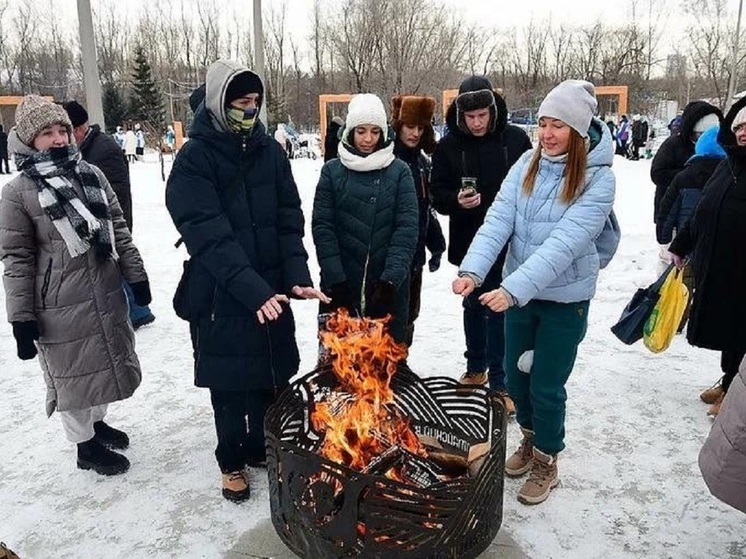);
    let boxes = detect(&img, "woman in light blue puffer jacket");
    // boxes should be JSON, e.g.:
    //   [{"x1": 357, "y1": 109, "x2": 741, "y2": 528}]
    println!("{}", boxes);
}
[{"x1": 453, "y1": 80, "x2": 616, "y2": 506}]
